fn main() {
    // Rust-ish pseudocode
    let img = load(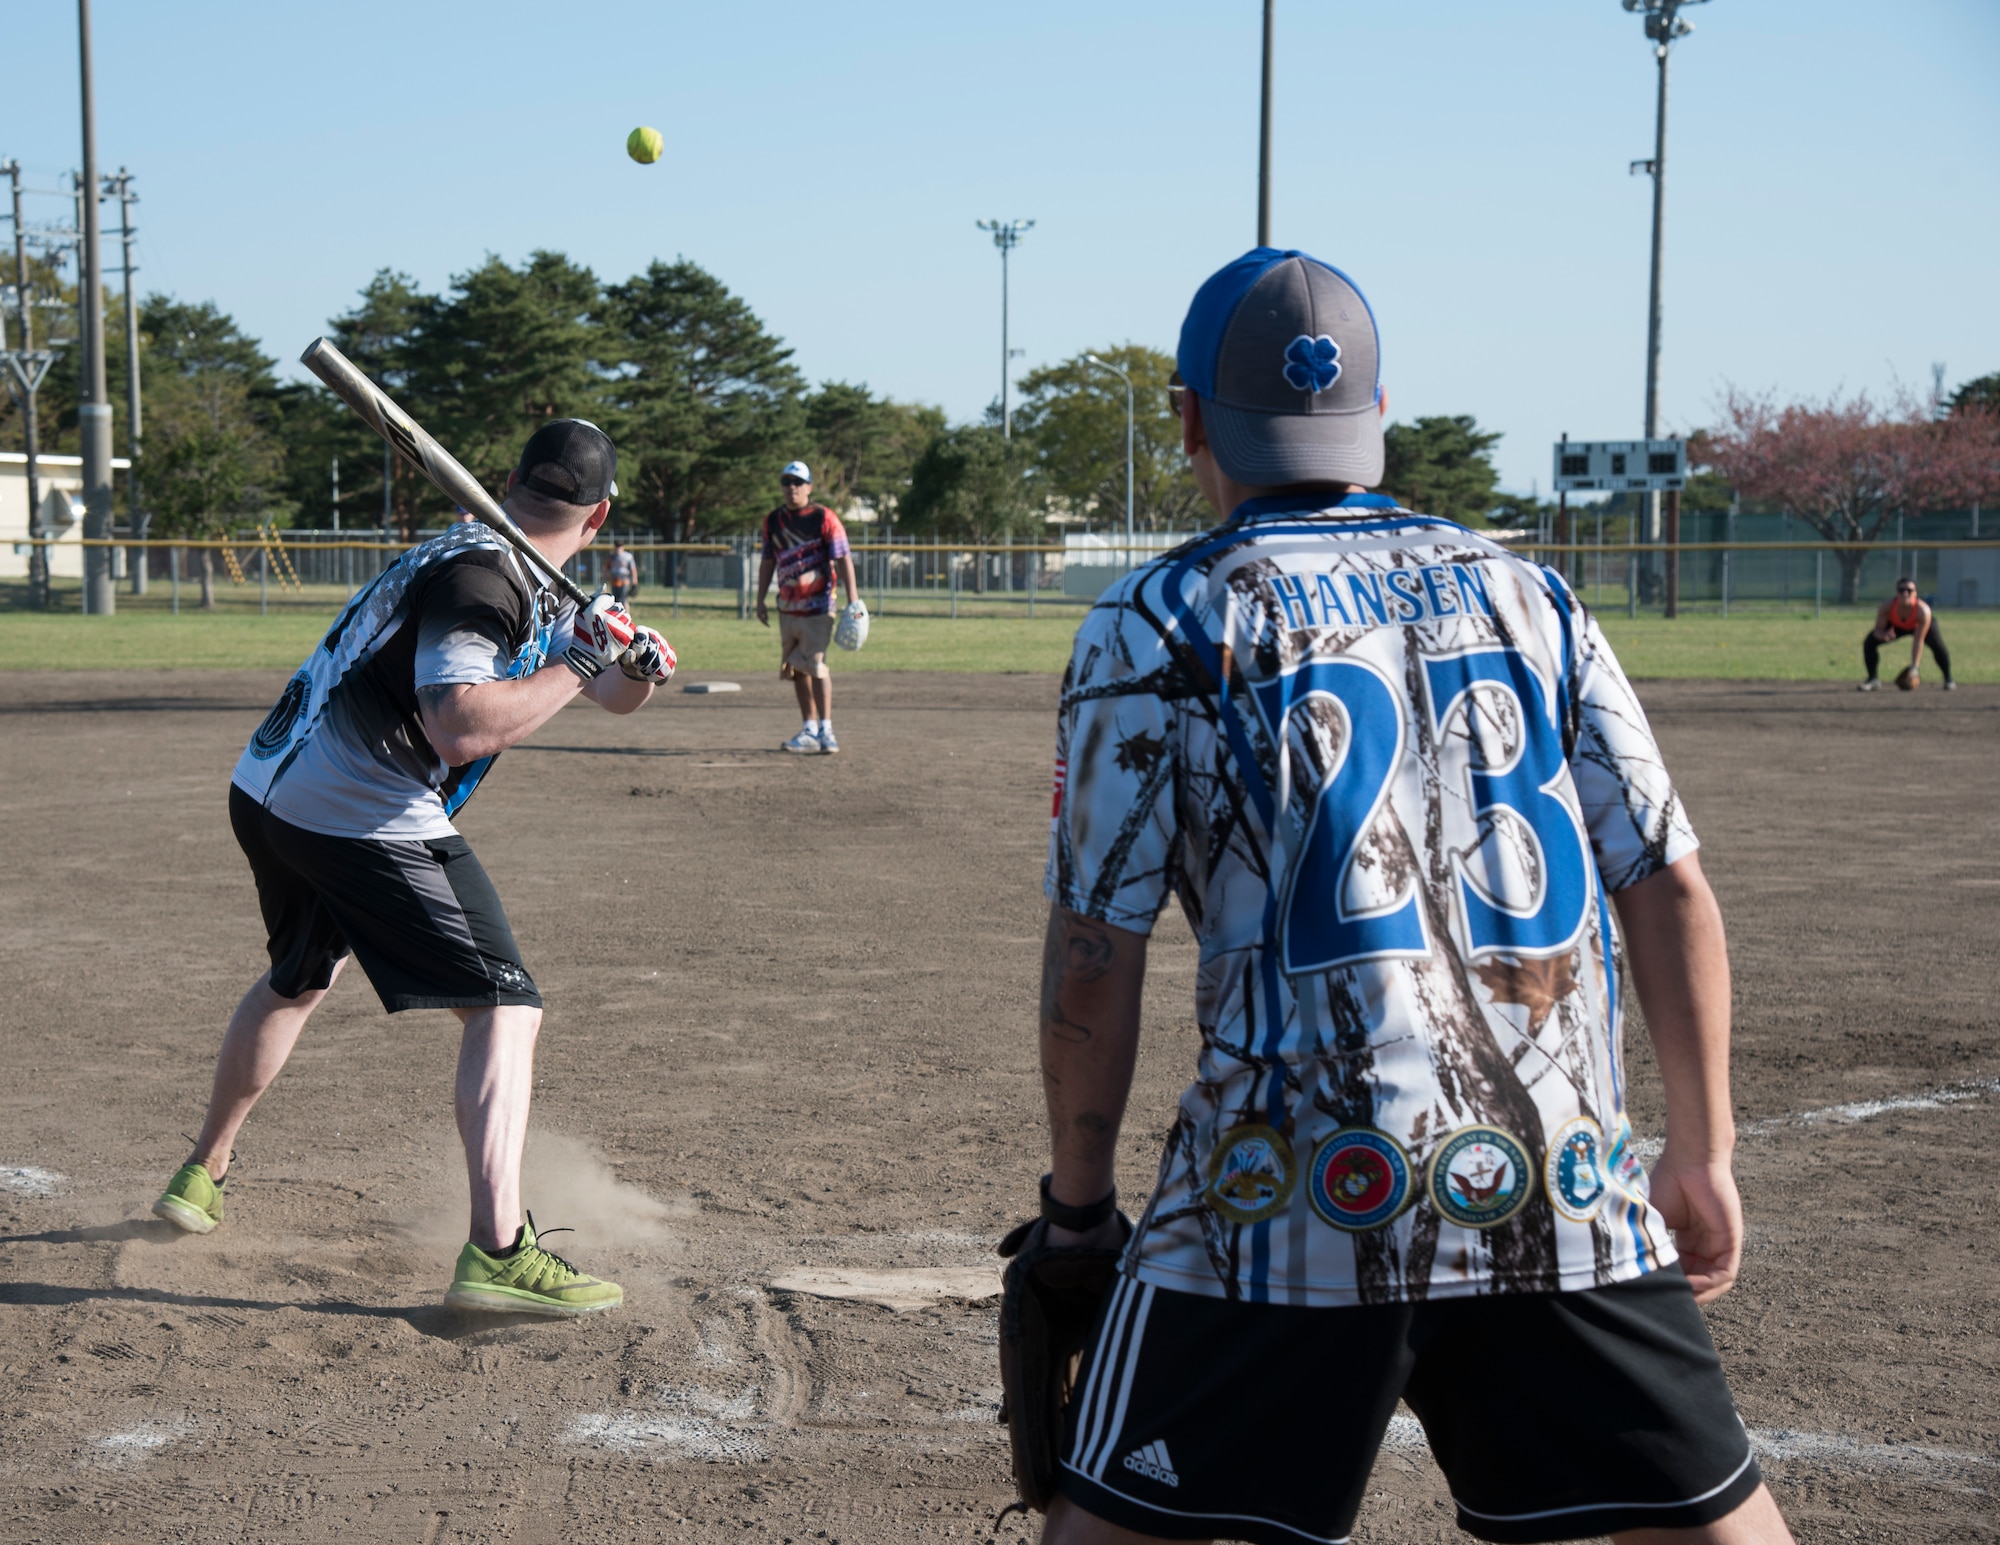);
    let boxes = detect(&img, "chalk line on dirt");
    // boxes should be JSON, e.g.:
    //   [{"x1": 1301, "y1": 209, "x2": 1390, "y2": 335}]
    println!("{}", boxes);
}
[
  {"x1": 0, "y1": 1164, "x2": 64, "y2": 1196},
  {"x1": 1630, "y1": 1075, "x2": 2000, "y2": 1161},
  {"x1": 1383, "y1": 1413, "x2": 1991, "y2": 1478},
  {"x1": 563, "y1": 1386, "x2": 766, "y2": 1462}
]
